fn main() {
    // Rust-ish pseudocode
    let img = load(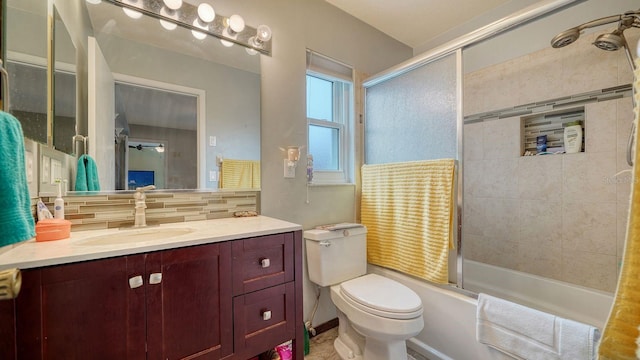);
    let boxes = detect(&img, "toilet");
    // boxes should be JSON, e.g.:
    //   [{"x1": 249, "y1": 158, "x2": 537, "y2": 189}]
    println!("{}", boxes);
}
[{"x1": 304, "y1": 225, "x2": 424, "y2": 360}]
